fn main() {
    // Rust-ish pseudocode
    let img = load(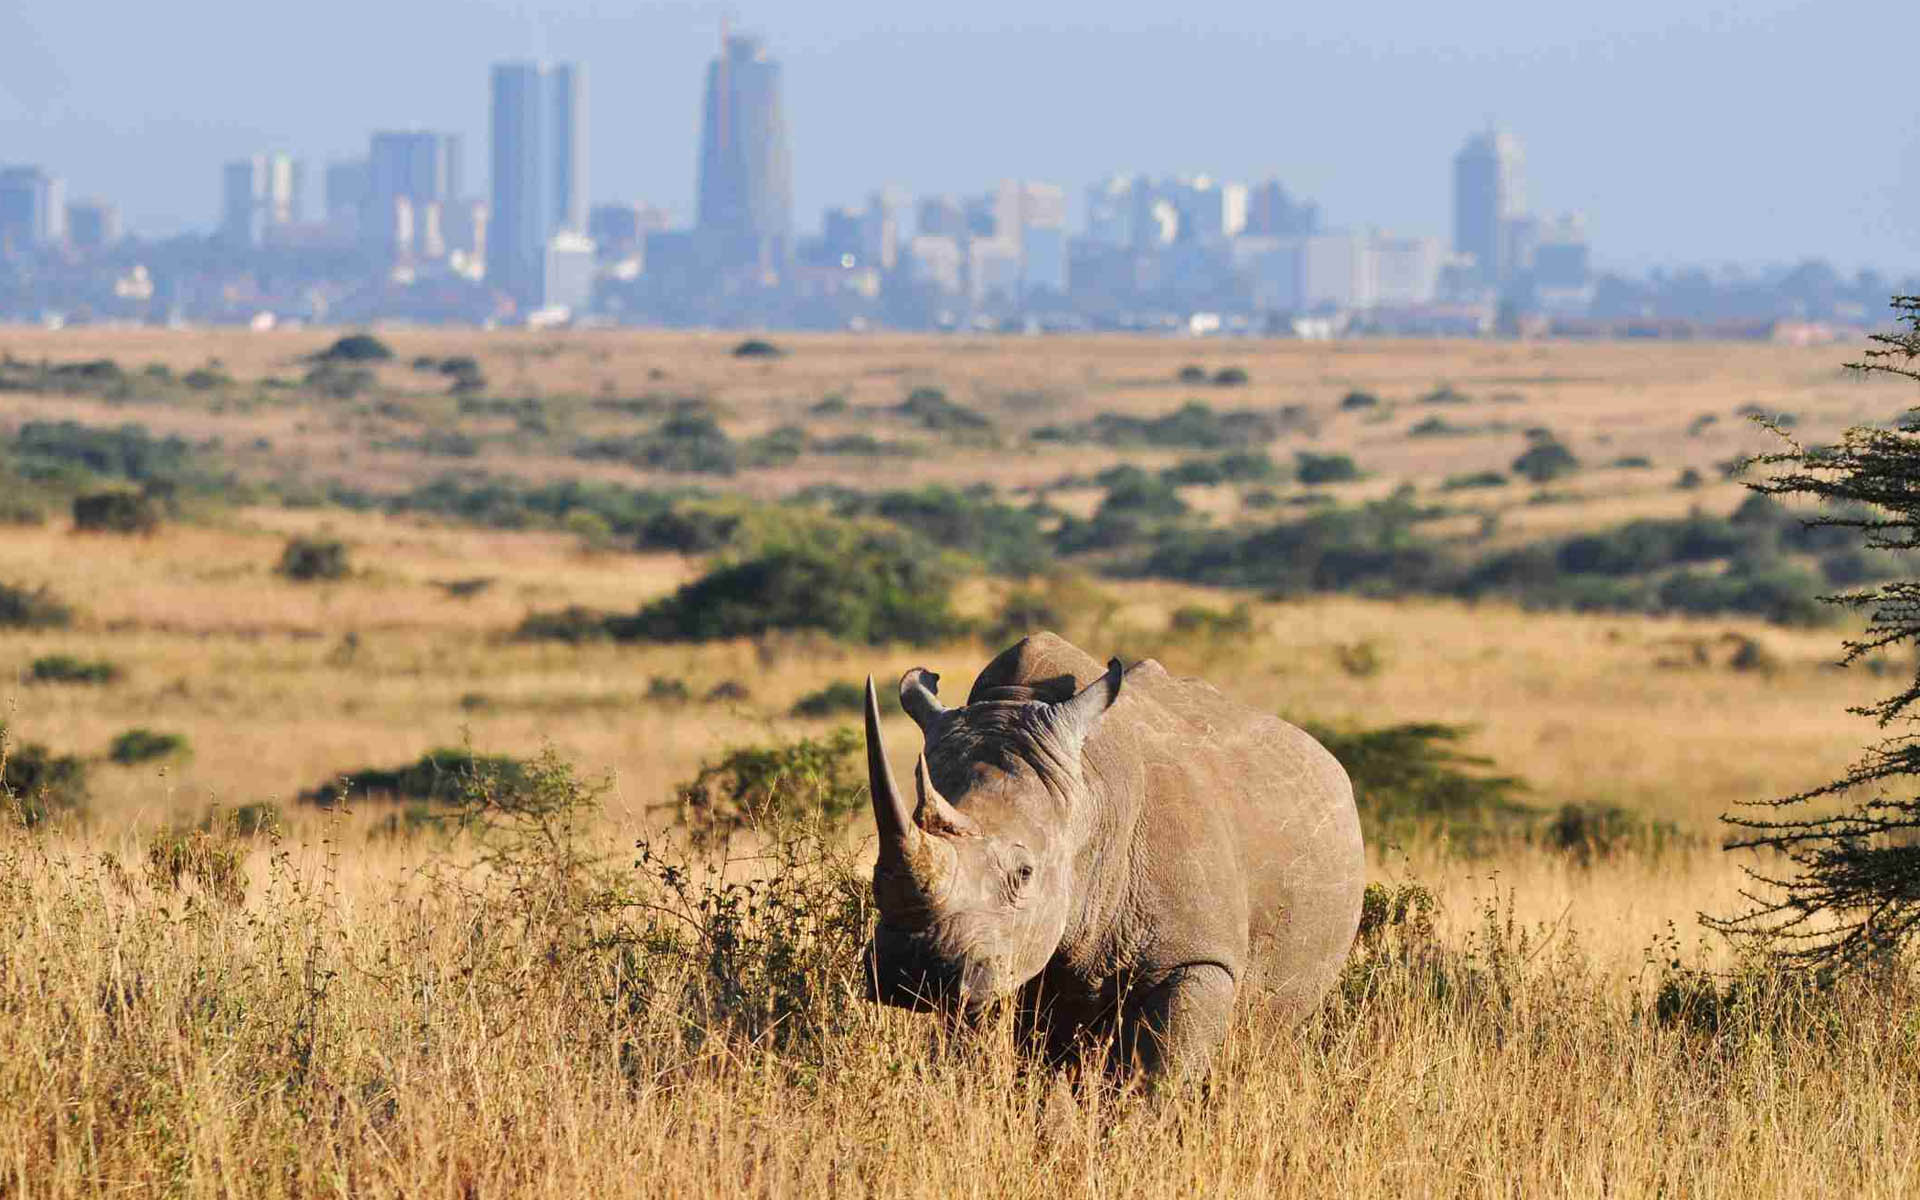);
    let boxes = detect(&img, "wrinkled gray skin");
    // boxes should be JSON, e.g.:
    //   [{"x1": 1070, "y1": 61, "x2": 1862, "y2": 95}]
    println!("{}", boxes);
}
[{"x1": 861, "y1": 632, "x2": 1365, "y2": 1083}]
